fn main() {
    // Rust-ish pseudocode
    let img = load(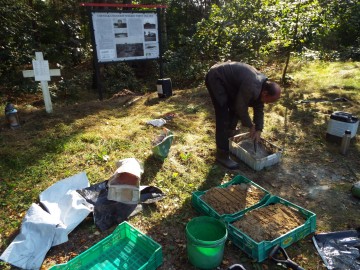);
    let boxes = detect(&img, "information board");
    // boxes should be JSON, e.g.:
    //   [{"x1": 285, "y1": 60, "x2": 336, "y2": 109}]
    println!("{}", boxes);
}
[{"x1": 91, "y1": 11, "x2": 160, "y2": 63}]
